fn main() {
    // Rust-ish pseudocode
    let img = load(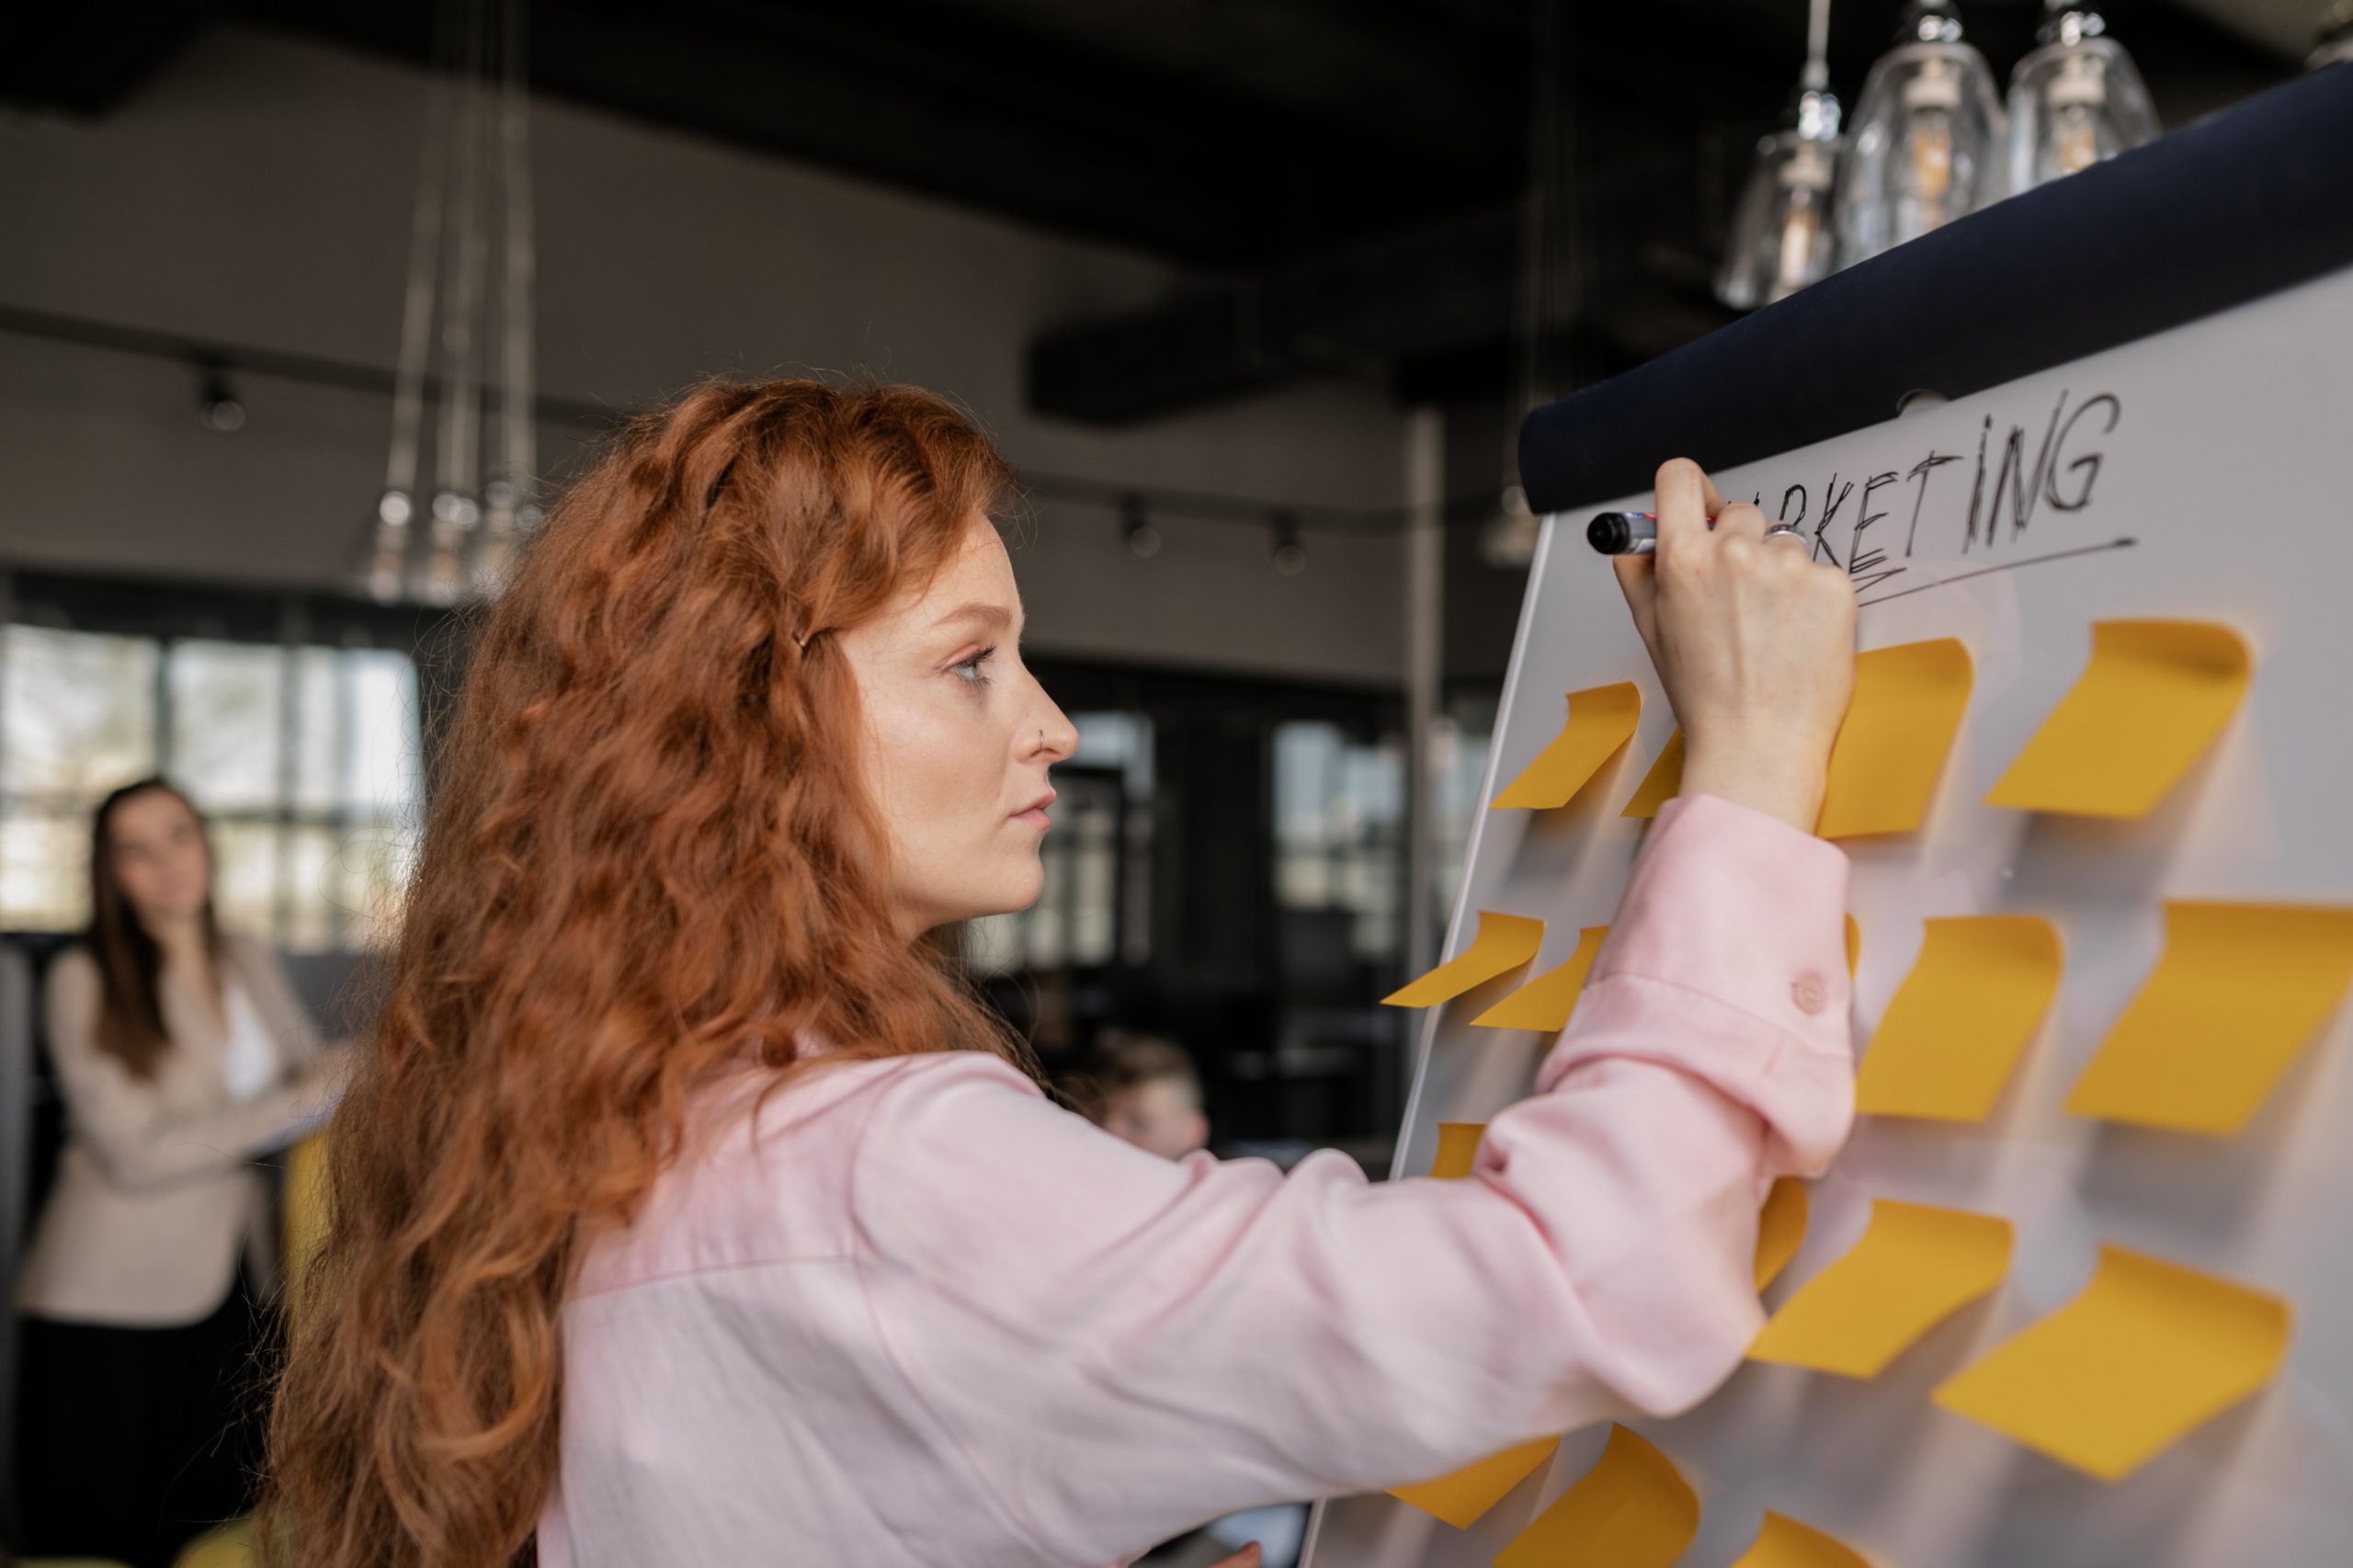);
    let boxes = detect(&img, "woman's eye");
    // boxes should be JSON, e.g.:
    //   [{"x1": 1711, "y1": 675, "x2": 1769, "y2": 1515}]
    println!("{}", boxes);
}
[{"x1": 949, "y1": 646, "x2": 996, "y2": 686}]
